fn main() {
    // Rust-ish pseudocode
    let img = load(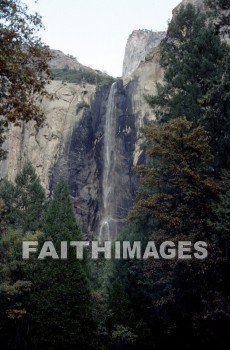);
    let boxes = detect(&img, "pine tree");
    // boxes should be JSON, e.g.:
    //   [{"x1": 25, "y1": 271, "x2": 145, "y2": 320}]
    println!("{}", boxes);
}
[
  {"x1": 29, "y1": 179, "x2": 95, "y2": 350},
  {"x1": 0, "y1": 162, "x2": 46, "y2": 232},
  {"x1": 127, "y1": 118, "x2": 230, "y2": 348},
  {"x1": 146, "y1": 3, "x2": 230, "y2": 168},
  {"x1": 131, "y1": 117, "x2": 217, "y2": 237},
  {"x1": 0, "y1": 229, "x2": 41, "y2": 350},
  {"x1": 208, "y1": 170, "x2": 230, "y2": 244}
]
